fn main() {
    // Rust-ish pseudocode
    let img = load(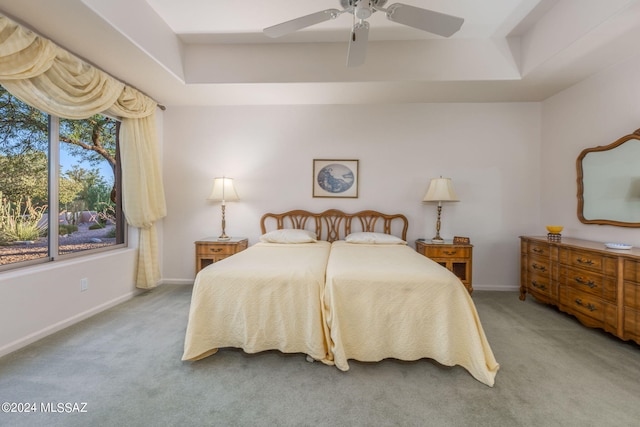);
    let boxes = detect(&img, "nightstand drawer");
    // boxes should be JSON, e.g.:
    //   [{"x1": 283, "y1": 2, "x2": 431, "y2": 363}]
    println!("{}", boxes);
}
[
  {"x1": 422, "y1": 246, "x2": 470, "y2": 259},
  {"x1": 196, "y1": 244, "x2": 238, "y2": 256}
]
